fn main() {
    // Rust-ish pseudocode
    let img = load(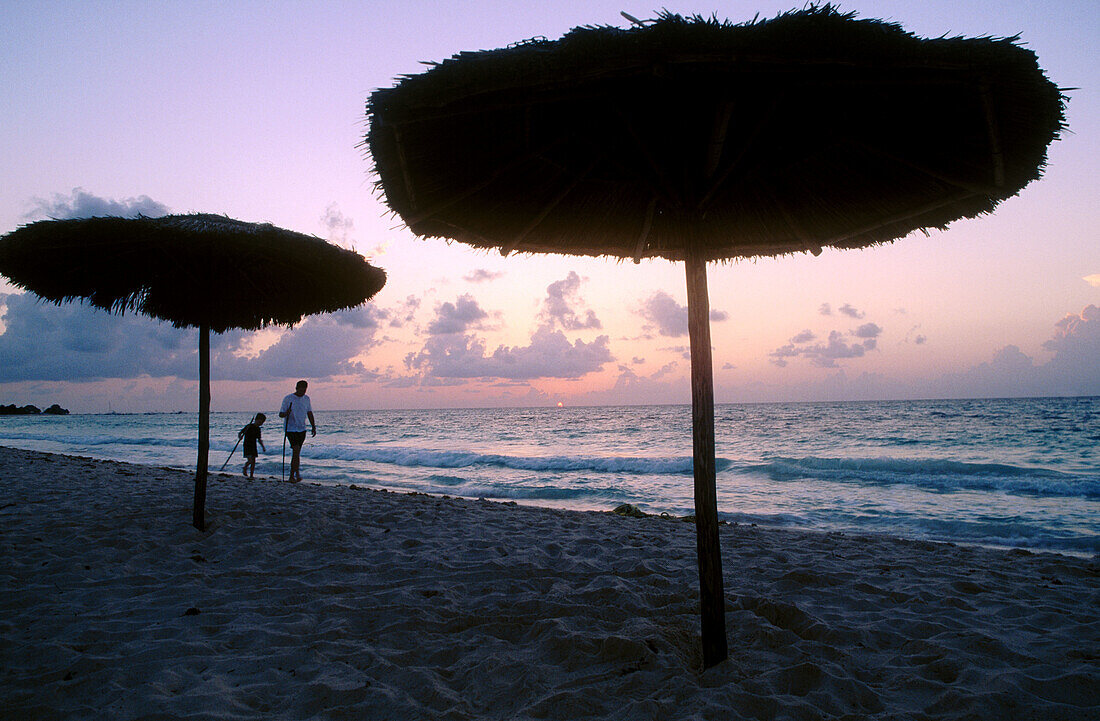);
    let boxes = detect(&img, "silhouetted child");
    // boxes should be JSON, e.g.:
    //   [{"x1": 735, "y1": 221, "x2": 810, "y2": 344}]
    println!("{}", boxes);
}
[{"x1": 239, "y1": 413, "x2": 266, "y2": 479}]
